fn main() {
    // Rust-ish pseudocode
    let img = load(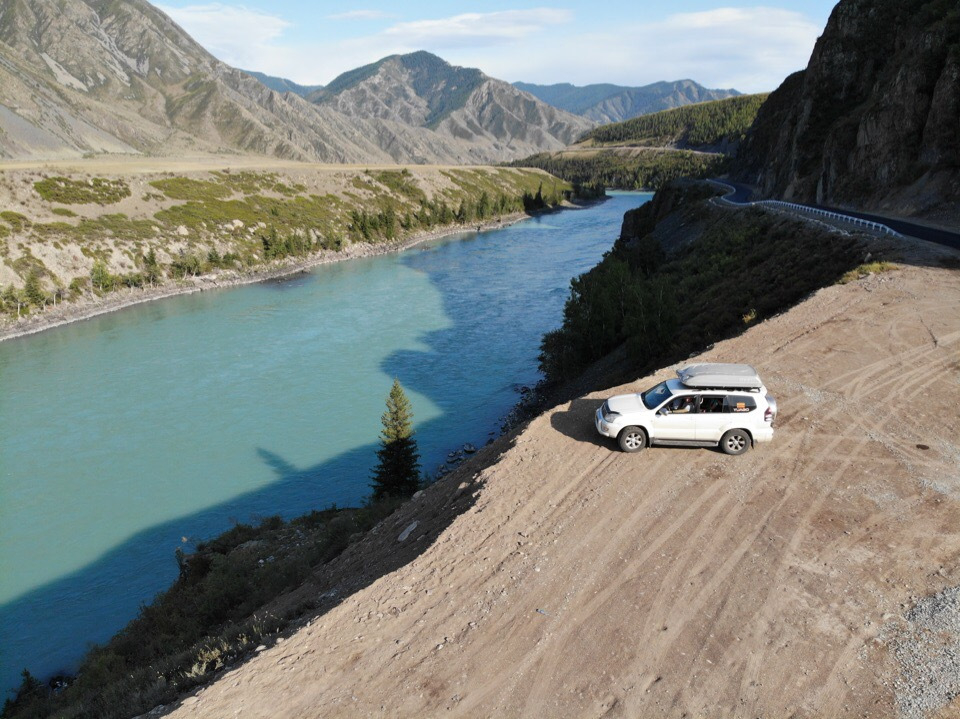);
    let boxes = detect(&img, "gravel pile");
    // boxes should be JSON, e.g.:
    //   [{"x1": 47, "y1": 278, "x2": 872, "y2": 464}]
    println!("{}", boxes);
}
[{"x1": 888, "y1": 584, "x2": 960, "y2": 718}]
